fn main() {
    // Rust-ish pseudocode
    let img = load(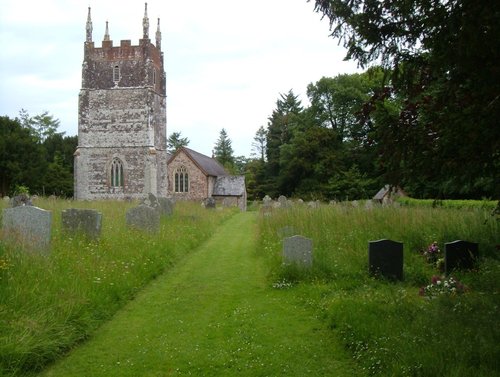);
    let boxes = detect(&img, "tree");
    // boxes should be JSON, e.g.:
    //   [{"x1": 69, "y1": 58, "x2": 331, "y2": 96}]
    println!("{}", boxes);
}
[
  {"x1": 213, "y1": 128, "x2": 235, "y2": 168},
  {"x1": 251, "y1": 126, "x2": 267, "y2": 161},
  {"x1": 167, "y1": 131, "x2": 190, "y2": 154},
  {"x1": 18, "y1": 109, "x2": 63, "y2": 142},
  {"x1": 266, "y1": 90, "x2": 304, "y2": 196},
  {"x1": 311, "y1": 0, "x2": 500, "y2": 198},
  {"x1": 0, "y1": 116, "x2": 46, "y2": 196}
]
